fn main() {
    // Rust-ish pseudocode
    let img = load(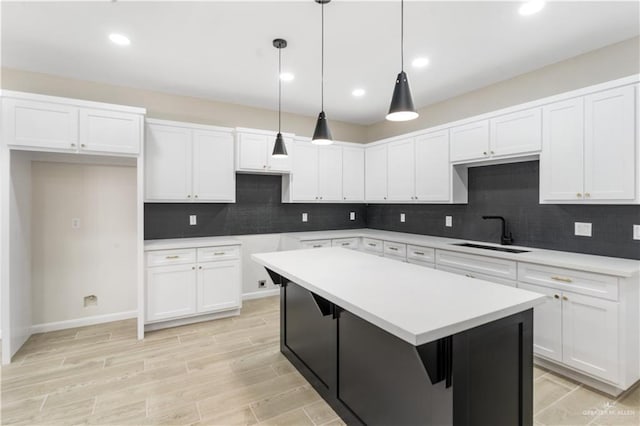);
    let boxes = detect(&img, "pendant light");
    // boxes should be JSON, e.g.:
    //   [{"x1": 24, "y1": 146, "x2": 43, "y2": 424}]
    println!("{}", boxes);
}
[
  {"x1": 312, "y1": 0, "x2": 333, "y2": 145},
  {"x1": 272, "y1": 38, "x2": 288, "y2": 158},
  {"x1": 386, "y1": 0, "x2": 419, "y2": 122}
]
